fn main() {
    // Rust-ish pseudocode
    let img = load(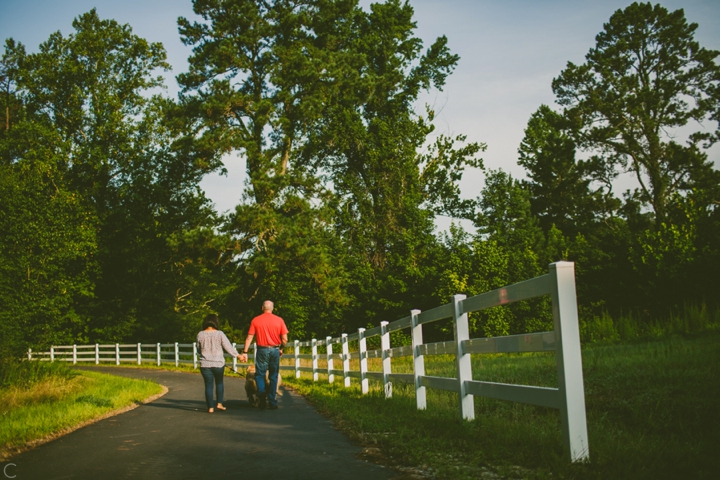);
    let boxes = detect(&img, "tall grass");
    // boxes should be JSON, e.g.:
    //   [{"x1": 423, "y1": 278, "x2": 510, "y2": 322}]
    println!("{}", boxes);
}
[
  {"x1": 581, "y1": 302, "x2": 719, "y2": 343},
  {"x1": 284, "y1": 332, "x2": 720, "y2": 479},
  {"x1": 0, "y1": 358, "x2": 77, "y2": 389}
]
